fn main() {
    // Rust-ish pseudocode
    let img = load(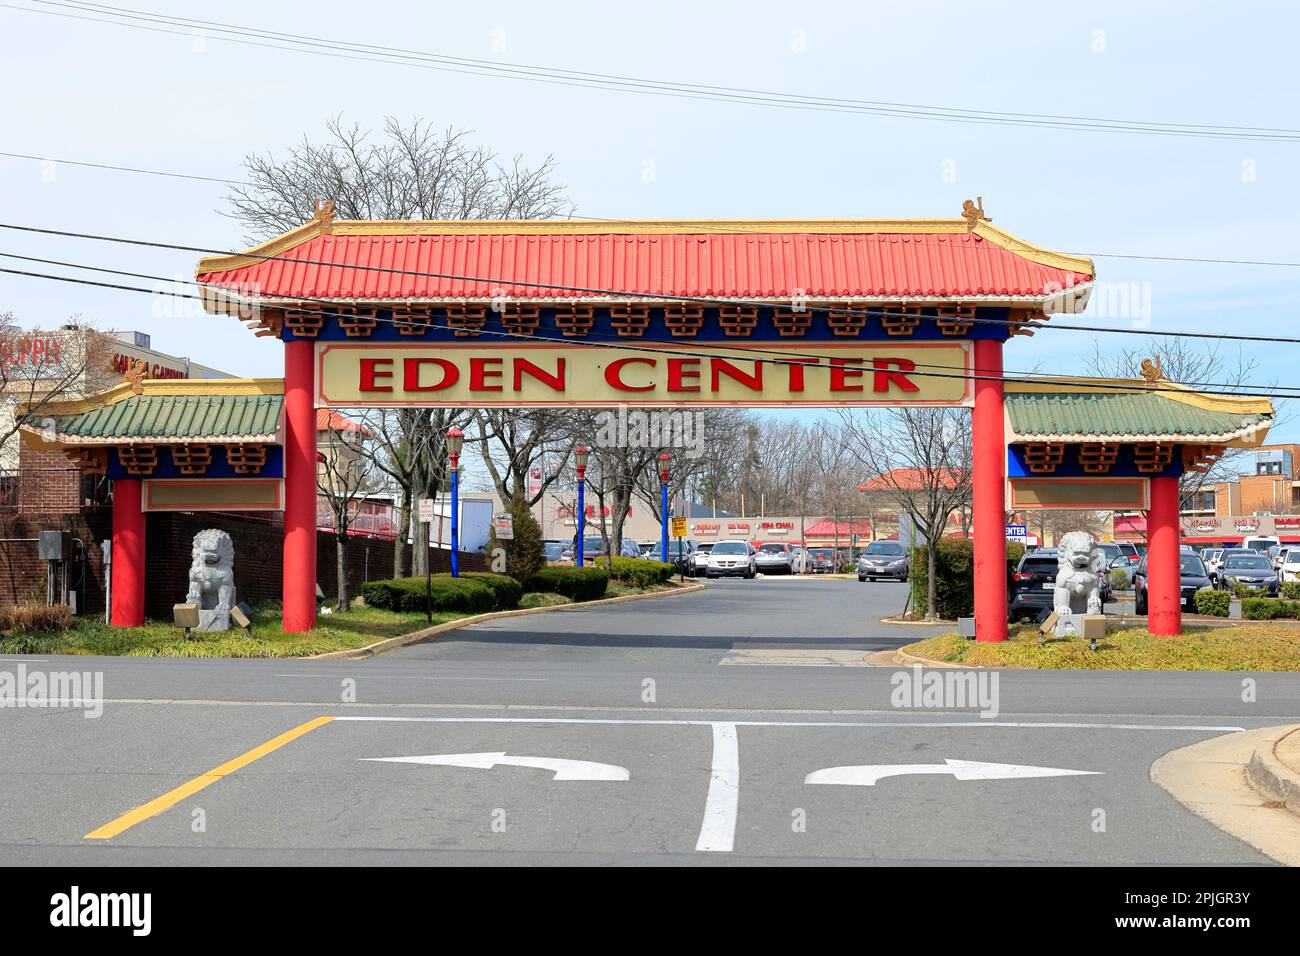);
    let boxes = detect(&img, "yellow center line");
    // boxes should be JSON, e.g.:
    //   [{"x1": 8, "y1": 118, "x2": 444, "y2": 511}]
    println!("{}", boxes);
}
[{"x1": 84, "y1": 715, "x2": 336, "y2": 840}]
